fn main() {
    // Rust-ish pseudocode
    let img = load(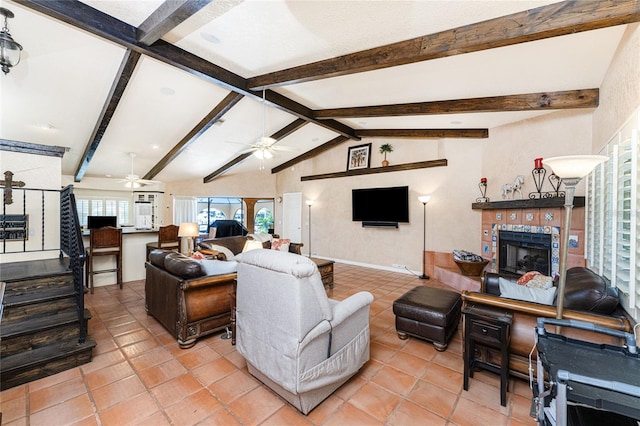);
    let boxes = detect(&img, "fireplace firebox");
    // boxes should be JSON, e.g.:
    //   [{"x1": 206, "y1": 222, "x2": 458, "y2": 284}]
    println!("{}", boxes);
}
[{"x1": 498, "y1": 231, "x2": 551, "y2": 276}]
